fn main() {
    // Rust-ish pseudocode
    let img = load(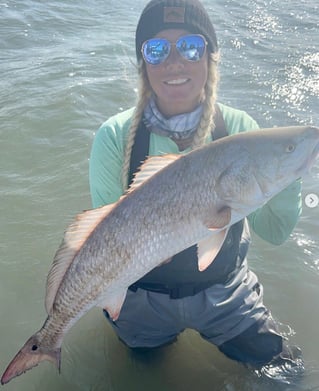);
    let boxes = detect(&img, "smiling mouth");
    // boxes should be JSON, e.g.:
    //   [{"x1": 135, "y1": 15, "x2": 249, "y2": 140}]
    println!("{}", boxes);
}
[{"x1": 164, "y1": 78, "x2": 189, "y2": 85}]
